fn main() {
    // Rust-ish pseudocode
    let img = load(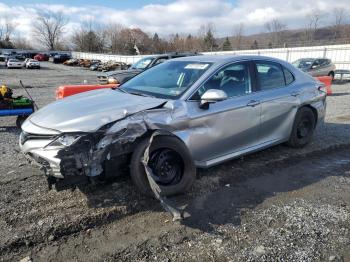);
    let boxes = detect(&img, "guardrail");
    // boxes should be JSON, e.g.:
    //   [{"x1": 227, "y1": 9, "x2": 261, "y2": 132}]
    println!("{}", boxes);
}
[{"x1": 72, "y1": 44, "x2": 350, "y2": 70}]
